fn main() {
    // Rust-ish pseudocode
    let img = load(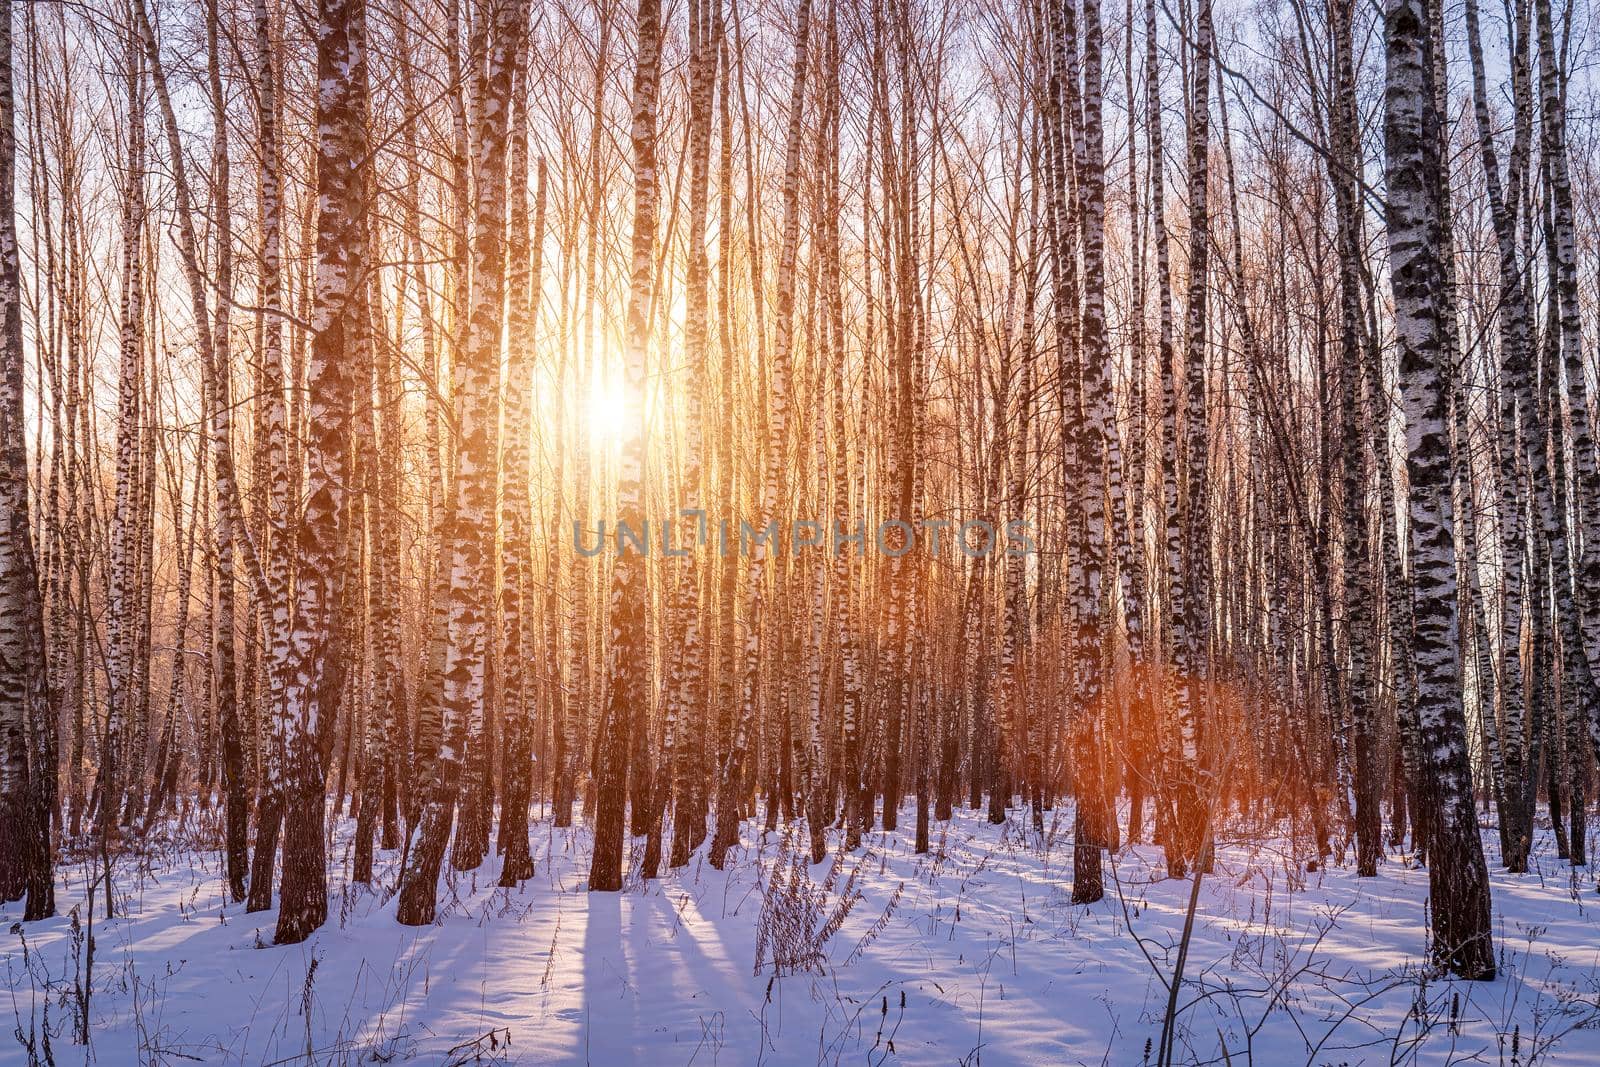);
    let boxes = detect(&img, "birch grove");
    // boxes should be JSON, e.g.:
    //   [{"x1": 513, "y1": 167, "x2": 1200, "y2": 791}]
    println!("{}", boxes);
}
[{"x1": 11, "y1": 0, "x2": 1600, "y2": 993}]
